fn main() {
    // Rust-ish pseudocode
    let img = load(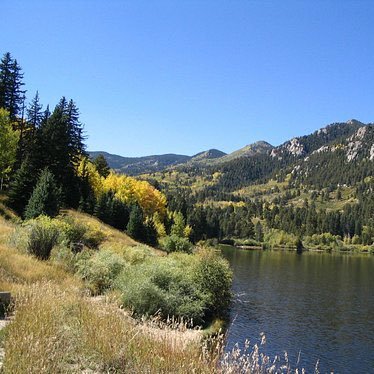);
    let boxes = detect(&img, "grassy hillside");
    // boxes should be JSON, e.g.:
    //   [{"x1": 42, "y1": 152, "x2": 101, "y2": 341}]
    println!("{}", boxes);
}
[{"x1": 0, "y1": 211, "x2": 239, "y2": 373}]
